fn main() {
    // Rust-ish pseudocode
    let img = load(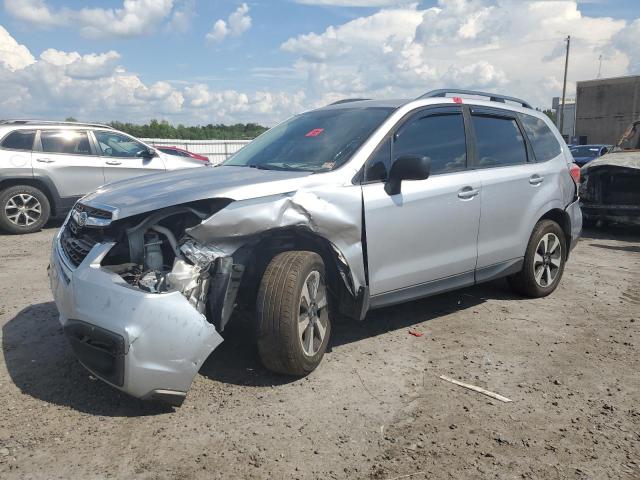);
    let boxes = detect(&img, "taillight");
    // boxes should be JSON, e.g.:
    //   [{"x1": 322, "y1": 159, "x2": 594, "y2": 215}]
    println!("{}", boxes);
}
[{"x1": 569, "y1": 163, "x2": 580, "y2": 184}]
